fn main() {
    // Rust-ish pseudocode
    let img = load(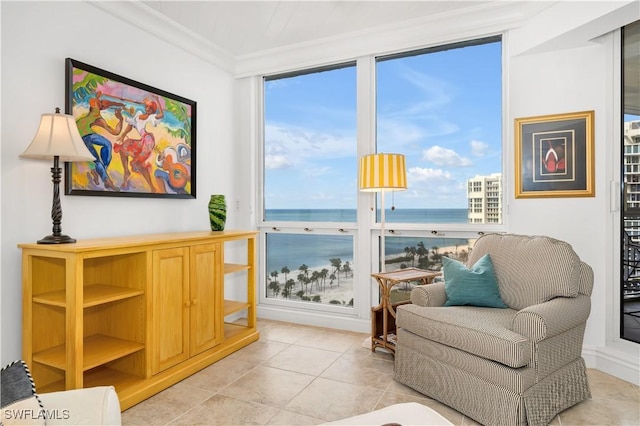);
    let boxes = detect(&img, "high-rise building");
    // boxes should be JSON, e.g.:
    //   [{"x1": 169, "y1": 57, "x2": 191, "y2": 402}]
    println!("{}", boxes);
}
[
  {"x1": 624, "y1": 120, "x2": 640, "y2": 238},
  {"x1": 467, "y1": 173, "x2": 502, "y2": 224}
]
